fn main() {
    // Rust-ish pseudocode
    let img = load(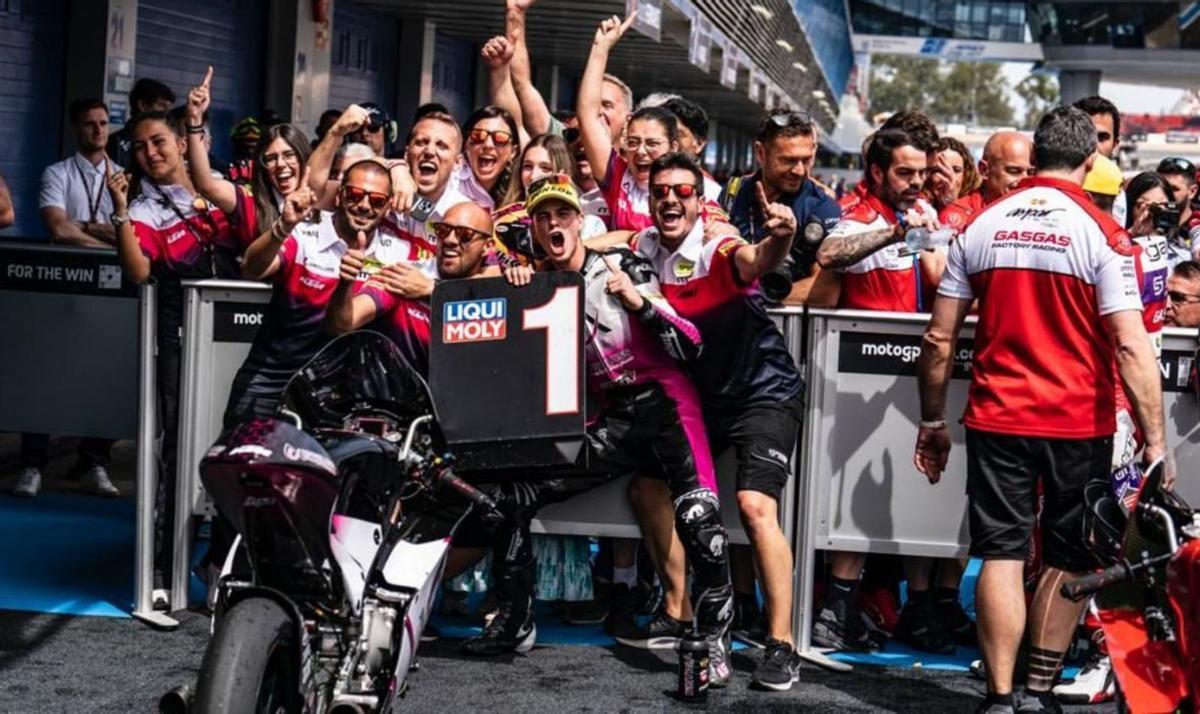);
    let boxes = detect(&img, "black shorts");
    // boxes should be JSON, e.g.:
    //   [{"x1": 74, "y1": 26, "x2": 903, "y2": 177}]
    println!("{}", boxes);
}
[
  {"x1": 705, "y1": 394, "x2": 803, "y2": 501},
  {"x1": 965, "y1": 428, "x2": 1112, "y2": 573}
]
